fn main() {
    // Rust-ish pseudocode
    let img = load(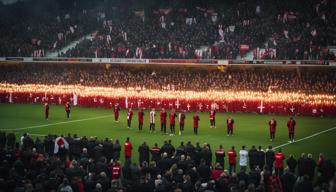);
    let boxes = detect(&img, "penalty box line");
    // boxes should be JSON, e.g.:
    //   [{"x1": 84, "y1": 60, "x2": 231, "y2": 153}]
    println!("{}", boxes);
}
[
  {"x1": 1, "y1": 115, "x2": 112, "y2": 132},
  {"x1": 273, "y1": 126, "x2": 336, "y2": 150}
]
